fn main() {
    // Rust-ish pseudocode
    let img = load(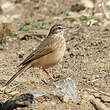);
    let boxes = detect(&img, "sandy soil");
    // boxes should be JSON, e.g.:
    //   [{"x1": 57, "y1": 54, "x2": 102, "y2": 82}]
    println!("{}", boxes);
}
[{"x1": 0, "y1": 0, "x2": 110, "y2": 110}]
